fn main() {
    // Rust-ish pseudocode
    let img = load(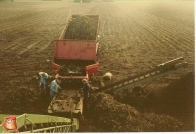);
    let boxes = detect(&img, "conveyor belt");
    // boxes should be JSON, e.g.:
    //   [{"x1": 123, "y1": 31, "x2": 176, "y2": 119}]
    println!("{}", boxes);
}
[
  {"x1": 0, "y1": 114, "x2": 79, "y2": 133},
  {"x1": 93, "y1": 57, "x2": 188, "y2": 94}
]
